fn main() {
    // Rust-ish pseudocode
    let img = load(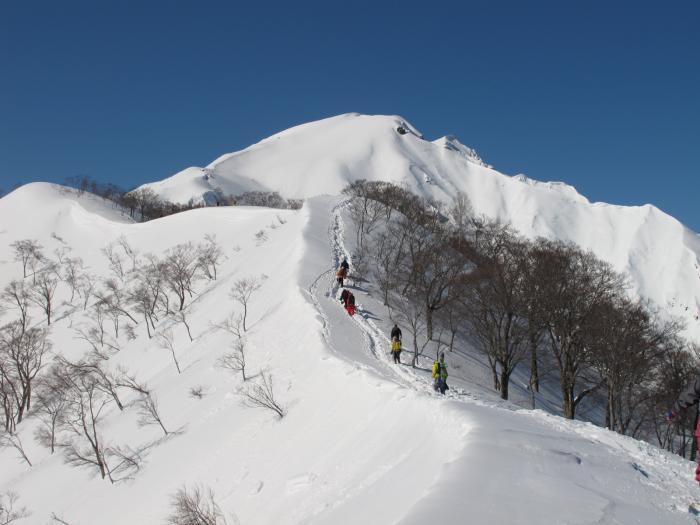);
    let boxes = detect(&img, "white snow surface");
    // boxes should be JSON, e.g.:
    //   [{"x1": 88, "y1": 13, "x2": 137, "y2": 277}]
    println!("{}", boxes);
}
[
  {"x1": 0, "y1": 183, "x2": 699, "y2": 524},
  {"x1": 135, "y1": 113, "x2": 700, "y2": 342}
]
